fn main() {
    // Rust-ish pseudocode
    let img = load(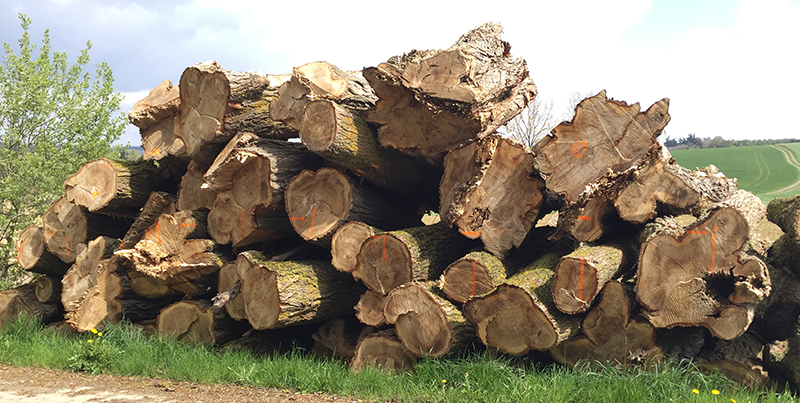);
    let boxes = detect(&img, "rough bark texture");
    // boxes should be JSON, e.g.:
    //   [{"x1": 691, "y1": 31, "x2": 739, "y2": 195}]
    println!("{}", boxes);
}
[
  {"x1": 17, "y1": 225, "x2": 69, "y2": 277},
  {"x1": 234, "y1": 251, "x2": 365, "y2": 330},
  {"x1": 551, "y1": 281, "x2": 663, "y2": 368},
  {"x1": 61, "y1": 236, "x2": 120, "y2": 315},
  {"x1": 764, "y1": 318, "x2": 800, "y2": 391},
  {"x1": 205, "y1": 132, "x2": 322, "y2": 247},
  {"x1": 352, "y1": 223, "x2": 479, "y2": 295},
  {"x1": 157, "y1": 299, "x2": 248, "y2": 346},
  {"x1": 331, "y1": 222, "x2": 380, "y2": 273},
  {"x1": 350, "y1": 330, "x2": 418, "y2": 374},
  {"x1": 440, "y1": 135, "x2": 545, "y2": 256},
  {"x1": 120, "y1": 191, "x2": 177, "y2": 250},
  {"x1": 533, "y1": 90, "x2": 670, "y2": 205},
  {"x1": 766, "y1": 195, "x2": 800, "y2": 277},
  {"x1": 1, "y1": 284, "x2": 62, "y2": 326},
  {"x1": 463, "y1": 249, "x2": 580, "y2": 354},
  {"x1": 364, "y1": 22, "x2": 536, "y2": 164},
  {"x1": 439, "y1": 251, "x2": 509, "y2": 304},
  {"x1": 64, "y1": 158, "x2": 167, "y2": 217},
  {"x1": 552, "y1": 241, "x2": 632, "y2": 315},
  {"x1": 637, "y1": 198, "x2": 771, "y2": 340},
  {"x1": 383, "y1": 282, "x2": 454, "y2": 358},
  {"x1": 354, "y1": 289, "x2": 386, "y2": 327},
  {"x1": 695, "y1": 331, "x2": 771, "y2": 389},
  {"x1": 176, "y1": 160, "x2": 217, "y2": 212},
  {"x1": 300, "y1": 99, "x2": 441, "y2": 207},
  {"x1": 285, "y1": 167, "x2": 419, "y2": 247}
]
